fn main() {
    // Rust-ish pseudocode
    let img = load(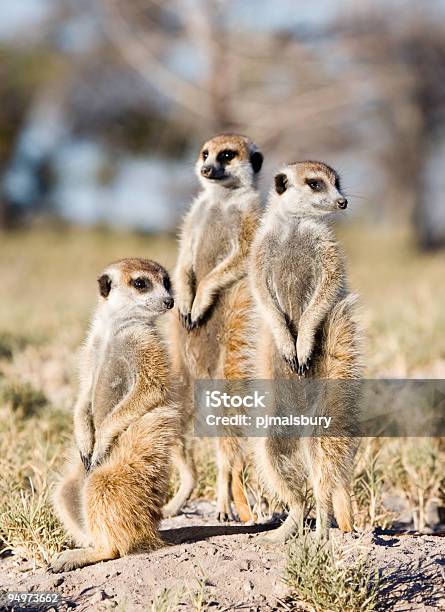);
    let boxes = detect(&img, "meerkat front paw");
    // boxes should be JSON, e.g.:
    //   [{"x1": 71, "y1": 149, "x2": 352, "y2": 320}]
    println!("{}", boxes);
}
[
  {"x1": 90, "y1": 442, "x2": 111, "y2": 470},
  {"x1": 76, "y1": 436, "x2": 94, "y2": 472},
  {"x1": 178, "y1": 310, "x2": 193, "y2": 331},
  {"x1": 190, "y1": 288, "x2": 212, "y2": 329},
  {"x1": 79, "y1": 451, "x2": 92, "y2": 472},
  {"x1": 296, "y1": 331, "x2": 313, "y2": 375},
  {"x1": 279, "y1": 336, "x2": 299, "y2": 373},
  {"x1": 177, "y1": 297, "x2": 194, "y2": 331}
]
